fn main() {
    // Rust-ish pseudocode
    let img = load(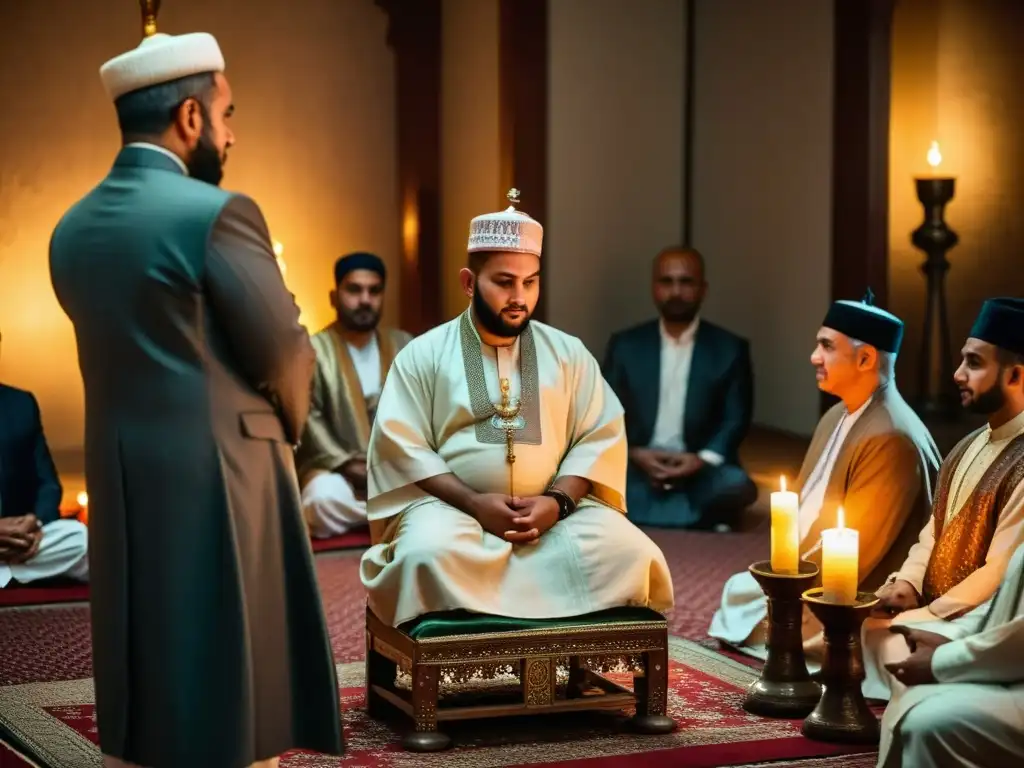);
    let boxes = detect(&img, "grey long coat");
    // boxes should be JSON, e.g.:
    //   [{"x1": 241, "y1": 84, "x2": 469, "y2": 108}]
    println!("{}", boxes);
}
[{"x1": 49, "y1": 146, "x2": 344, "y2": 767}]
